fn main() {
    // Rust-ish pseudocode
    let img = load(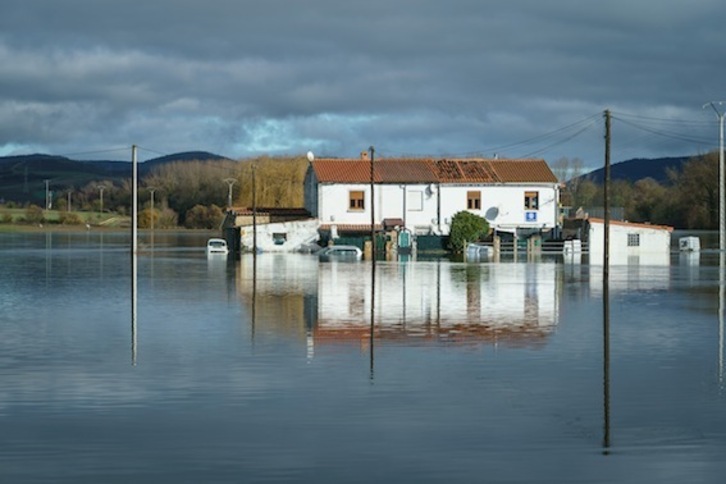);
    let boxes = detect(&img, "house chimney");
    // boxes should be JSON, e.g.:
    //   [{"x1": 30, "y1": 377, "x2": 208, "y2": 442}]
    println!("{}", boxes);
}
[{"x1": 360, "y1": 151, "x2": 369, "y2": 161}]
